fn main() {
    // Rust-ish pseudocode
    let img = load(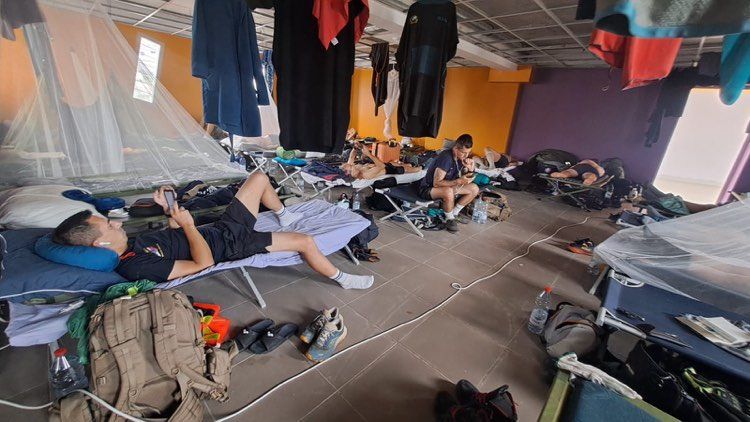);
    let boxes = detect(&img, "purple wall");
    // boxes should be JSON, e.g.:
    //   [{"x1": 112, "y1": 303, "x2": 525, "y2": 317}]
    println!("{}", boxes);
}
[{"x1": 509, "y1": 68, "x2": 675, "y2": 184}]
